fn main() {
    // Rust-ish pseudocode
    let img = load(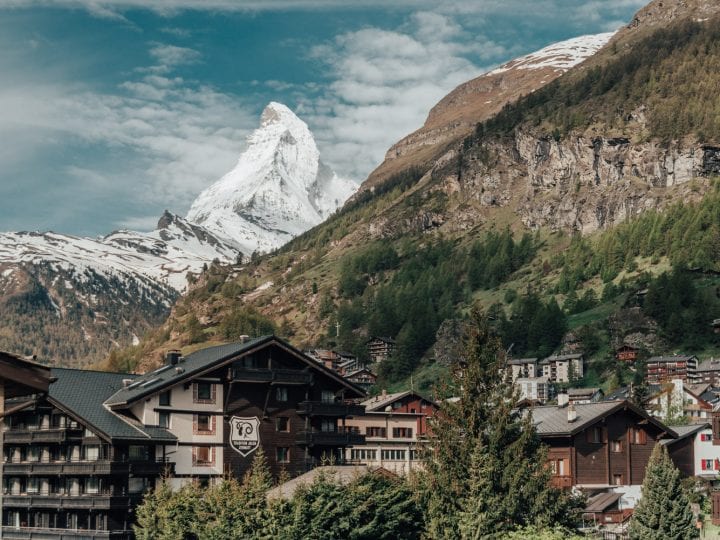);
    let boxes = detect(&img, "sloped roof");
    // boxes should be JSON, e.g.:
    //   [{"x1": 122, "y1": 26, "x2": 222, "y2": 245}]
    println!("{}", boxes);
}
[
  {"x1": 361, "y1": 390, "x2": 437, "y2": 412},
  {"x1": 531, "y1": 400, "x2": 675, "y2": 438},
  {"x1": 567, "y1": 387, "x2": 602, "y2": 397},
  {"x1": 106, "y1": 336, "x2": 365, "y2": 408},
  {"x1": 0, "y1": 351, "x2": 52, "y2": 399},
  {"x1": 661, "y1": 423, "x2": 709, "y2": 445},
  {"x1": 508, "y1": 357, "x2": 538, "y2": 365},
  {"x1": 50, "y1": 368, "x2": 176, "y2": 443},
  {"x1": 585, "y1": 492, "x2": 622, "y2": 513}
]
